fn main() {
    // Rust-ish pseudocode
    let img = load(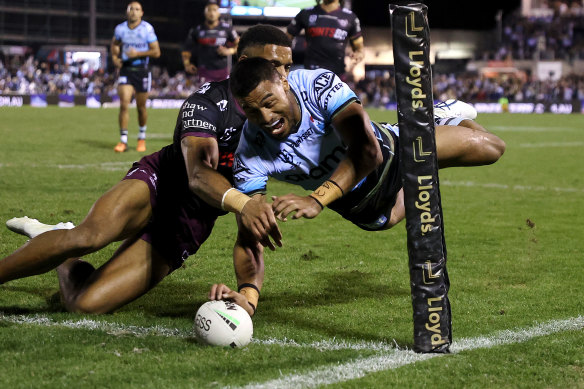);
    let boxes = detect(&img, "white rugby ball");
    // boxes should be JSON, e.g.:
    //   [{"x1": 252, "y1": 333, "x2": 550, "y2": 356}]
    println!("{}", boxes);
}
[{"x1": 194, "y1": 300, "x2": 253, "y2": 347}]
